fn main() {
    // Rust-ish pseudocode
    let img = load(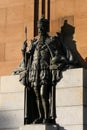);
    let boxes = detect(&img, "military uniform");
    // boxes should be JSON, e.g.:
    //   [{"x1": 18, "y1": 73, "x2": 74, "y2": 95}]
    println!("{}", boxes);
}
[{"x1": 27, "y1": 36, "x2": 53, "y2": 121}]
